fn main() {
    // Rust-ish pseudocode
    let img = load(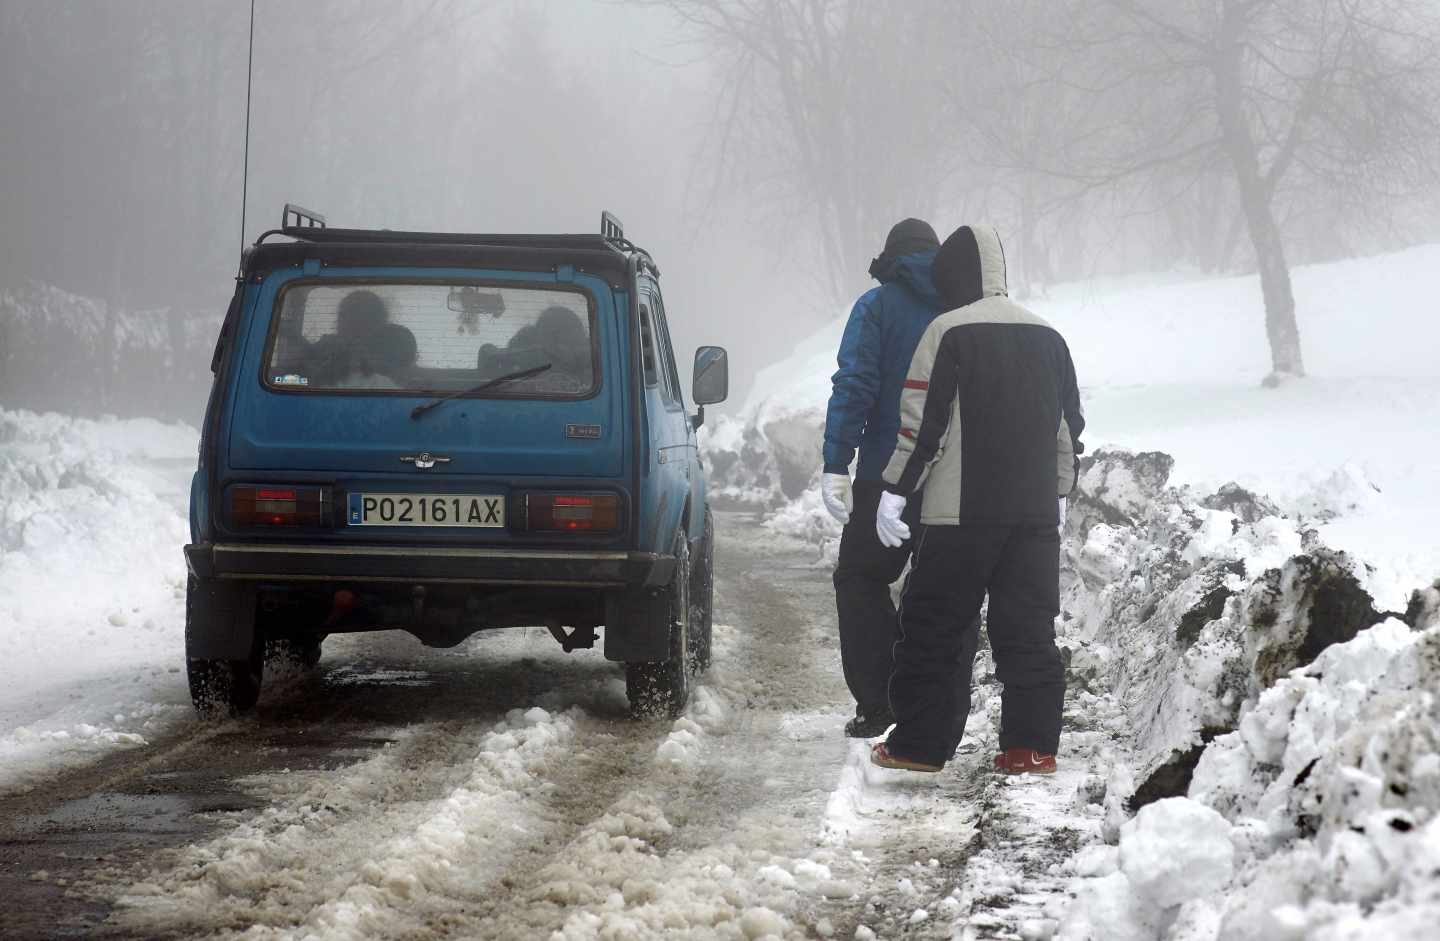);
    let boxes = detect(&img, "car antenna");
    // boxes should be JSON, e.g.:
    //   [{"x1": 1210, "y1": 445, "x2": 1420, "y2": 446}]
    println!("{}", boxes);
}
[{"x1": 236, "y1": 0, "x2": 256, "y2": 282}]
